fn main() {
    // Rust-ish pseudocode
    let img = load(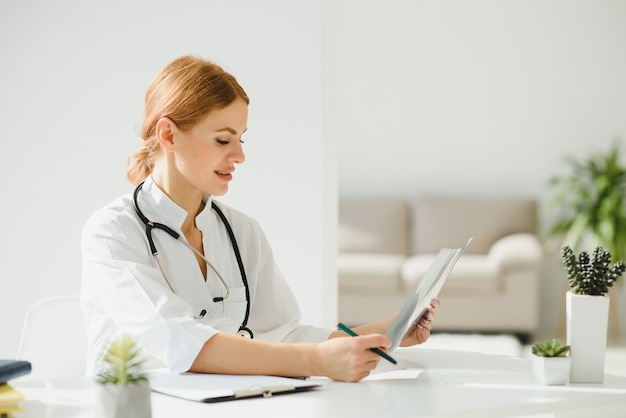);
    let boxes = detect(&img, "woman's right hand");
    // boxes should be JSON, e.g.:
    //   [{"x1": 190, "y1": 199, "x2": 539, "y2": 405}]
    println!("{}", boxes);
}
[{"x1": 312, "y1": 333, "x2": 391, "y2": 382}]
